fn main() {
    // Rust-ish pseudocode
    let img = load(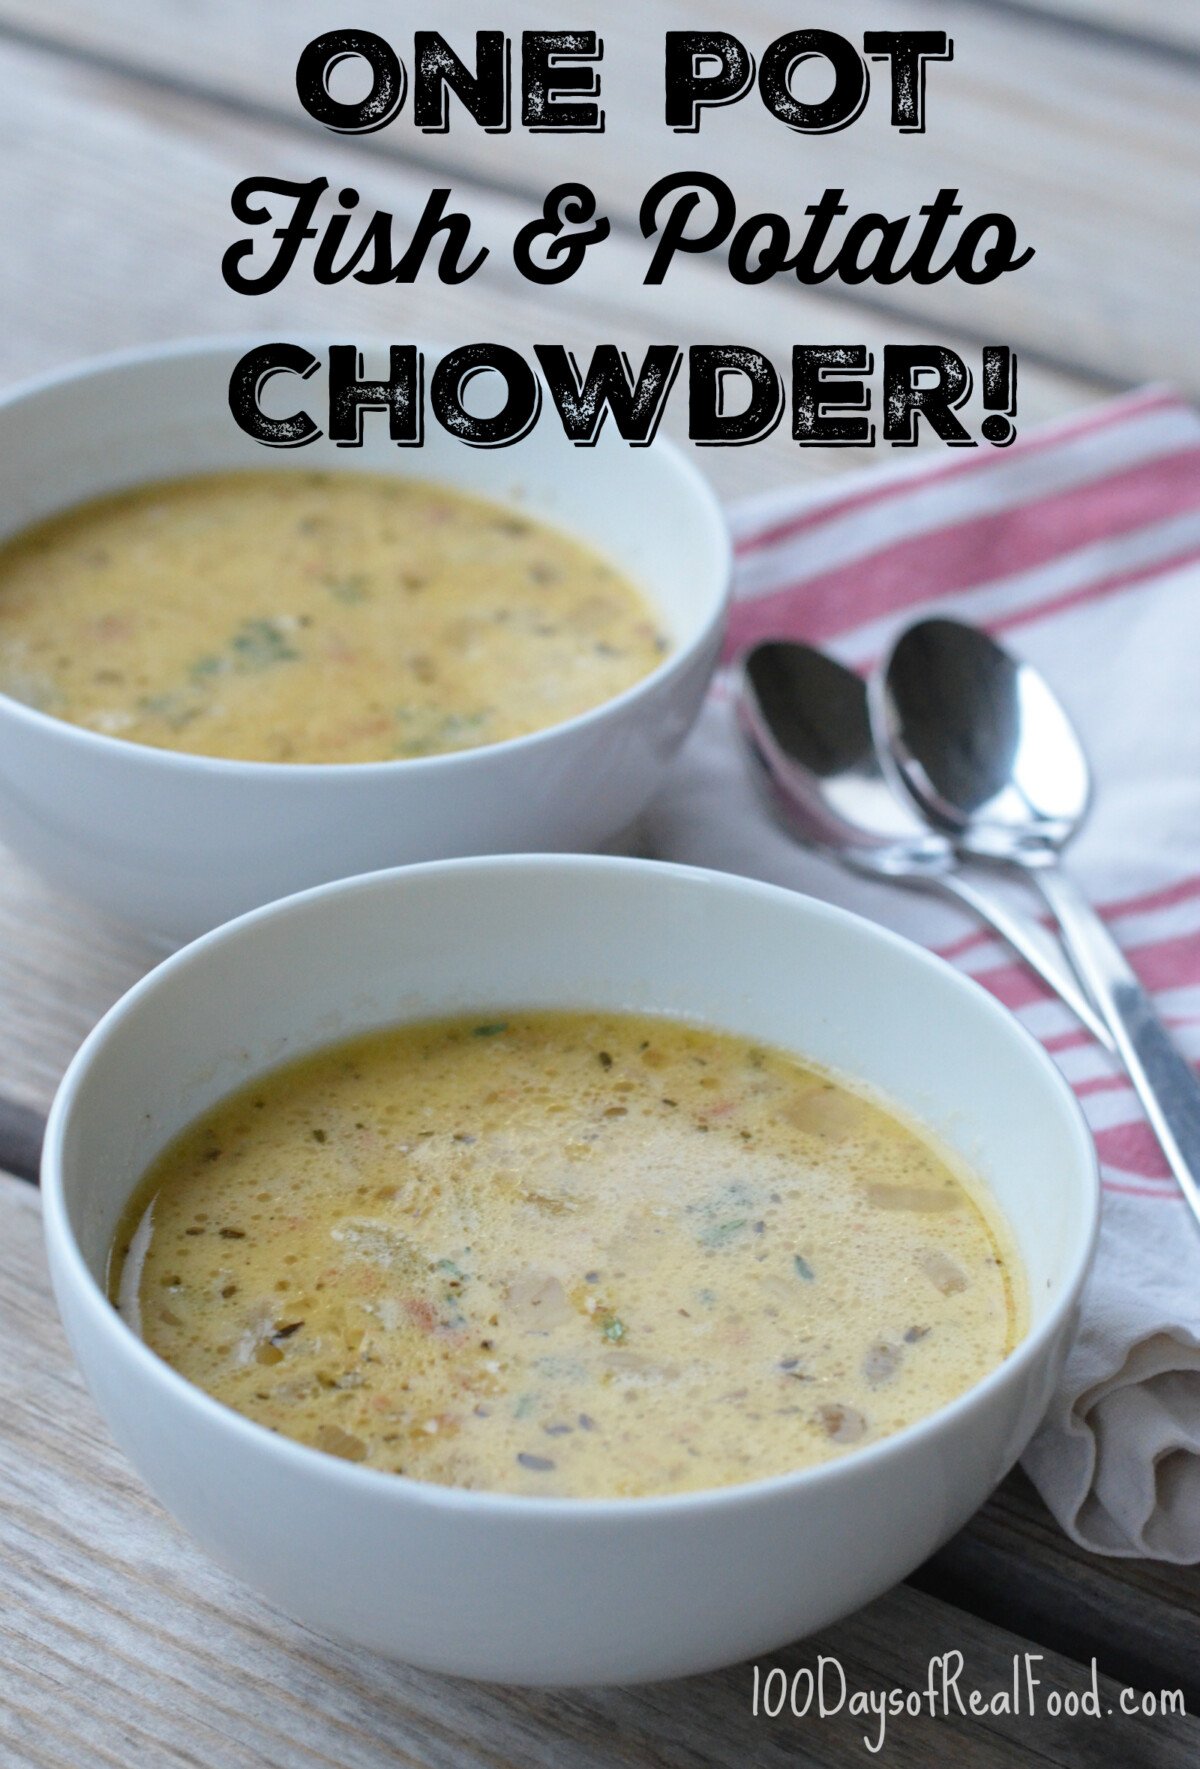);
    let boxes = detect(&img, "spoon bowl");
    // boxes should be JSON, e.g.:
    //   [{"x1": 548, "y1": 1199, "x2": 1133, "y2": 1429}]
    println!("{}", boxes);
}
[
  {"x1": 737, "y1": 640, "x2": 1112, "y2": 1044},
  {"x1": 739, "y1": 642, "x2": 951, "y2": 870},
  {"x1": 871, "y1": 618, "x2": 1091, "y2": 860}
]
